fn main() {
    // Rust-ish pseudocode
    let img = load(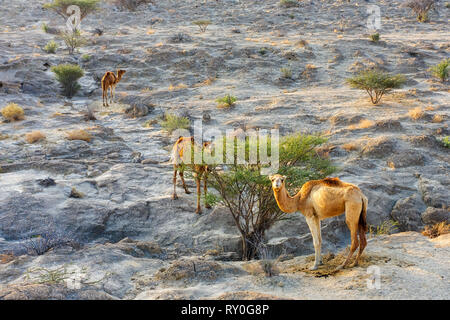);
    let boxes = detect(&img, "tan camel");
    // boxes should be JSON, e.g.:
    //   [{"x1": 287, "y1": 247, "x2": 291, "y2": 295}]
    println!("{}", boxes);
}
[
  {"x1": 269, "y1": 174, "x2": 368, "y2": 270},
  {"x1": 171, "y1": 136, "x2": 213, "y2": 214},
  {"x1": 101, "y1": 69, "x2": 126, "y2": 107}
]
